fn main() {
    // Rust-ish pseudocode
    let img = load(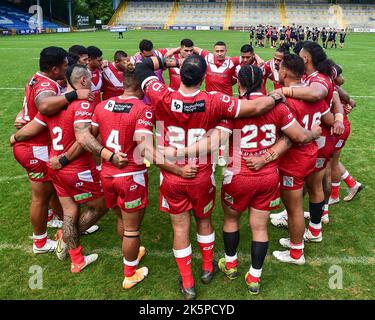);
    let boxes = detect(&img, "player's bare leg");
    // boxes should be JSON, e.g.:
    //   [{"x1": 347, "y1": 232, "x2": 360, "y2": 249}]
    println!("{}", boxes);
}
[
  {"x1": 305, "y1": 169, "x2": 325, "y2": 242},
  {"x1": 48, "y1": 192, "x2": 63, "y2": 228},
  {"x1": 195, "y1": 215, "x2": 217, "y2": 284},
  {"x1": 246, "y1": 208, "x2": 270, "y2": 294},
  {"x1": 219, "y1": 203, "x2": 241, "y2": 280},
  {"x1": 30, "y1": 180, "x2": 57, "y2": 254},
  {"x1": 273, "y1": 189, "x2": 306, "y2": 265},
  {"x1": 170, "y1": 211, "x2": 195, "y2": 299},
  {"x1": 121, "y1": 209, "x2": 148, "y2": 289},
  {"x1": 58, "y1": 197, "x2": 99, "y2": 272}
]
